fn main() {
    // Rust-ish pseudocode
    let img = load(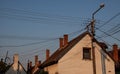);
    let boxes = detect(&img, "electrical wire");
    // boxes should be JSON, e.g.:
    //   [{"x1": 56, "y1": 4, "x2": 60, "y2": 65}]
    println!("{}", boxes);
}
[
  {"x1": 0, "y1": 8, "x2": 90, "y2": 20},
  {"x1": 0, "y1": 27, "x2": 85, "y2": 48},
  {"x1": 0, "y1": 38, "x2": 58, "y2": 48},
  {"x1": 0, "y1": 28, "x2": 85, "y2": 40},
  {"x1": 20, "y1": 39, "x2": 58, "y2": 57},
  {"x1": 0, "y1": 35, "x2": 60, "y2": 40},
  {"x1": 96, "y1": 27, "x2": 120, "y2": 42},
  {"x1": 95, "y1": 35, "x2": 112, "y2": 48},
  {"x1": 19, "y1": 29, "x2": 87, "y2": 61},
  {"x1": 98, "y1": 12, "x2": 120, "y2": 28},
  {"x1": 0, "y1": 8, "x2": 90, "y2": 25},
  {"x1": 96, "y1": 23, "x2": 120, "y2": 39},
  {"x1": 0, "y1": 13, "x2": 83, "y2": 25}
]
